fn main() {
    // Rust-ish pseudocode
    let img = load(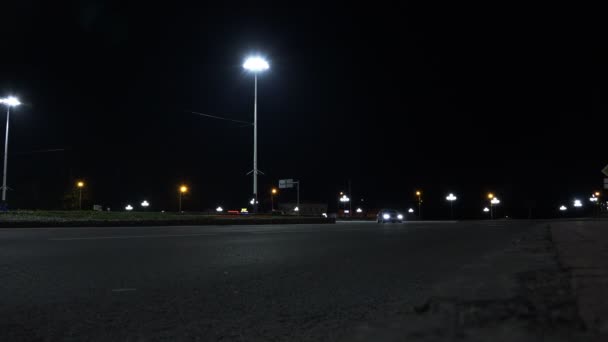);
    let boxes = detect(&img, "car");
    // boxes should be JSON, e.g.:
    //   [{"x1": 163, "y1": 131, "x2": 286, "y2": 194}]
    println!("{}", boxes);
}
[{"x1": 377, "y1": 209, "x2": 404, "y2": 223}]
